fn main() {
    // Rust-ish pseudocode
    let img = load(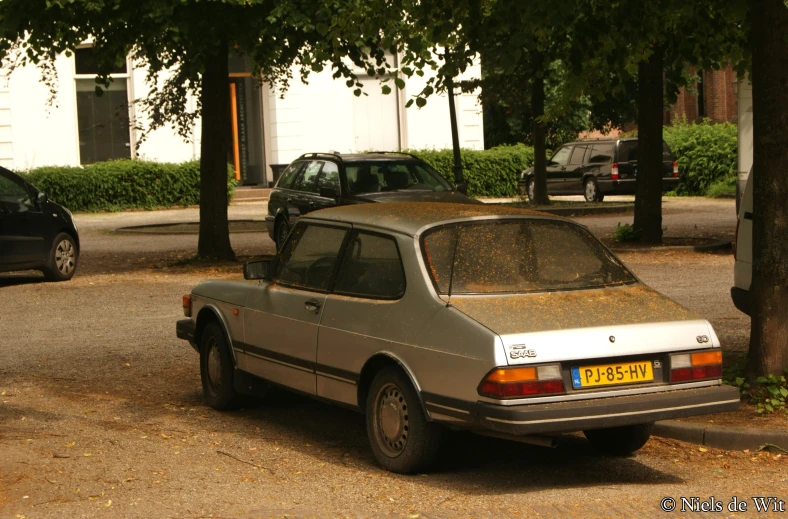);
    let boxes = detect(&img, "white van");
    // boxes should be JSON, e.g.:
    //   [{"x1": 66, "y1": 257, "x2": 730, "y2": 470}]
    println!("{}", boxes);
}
[{"x1": 731, "y1": 169, "x2": 752, "y2": 315}]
